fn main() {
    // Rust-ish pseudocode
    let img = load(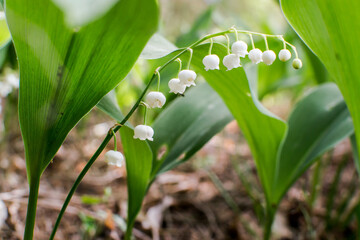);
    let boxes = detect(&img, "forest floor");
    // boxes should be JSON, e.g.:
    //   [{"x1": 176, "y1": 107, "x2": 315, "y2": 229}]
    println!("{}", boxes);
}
[{"x1": 0, "y1": 109, "x2": 359, "y2": 240}]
